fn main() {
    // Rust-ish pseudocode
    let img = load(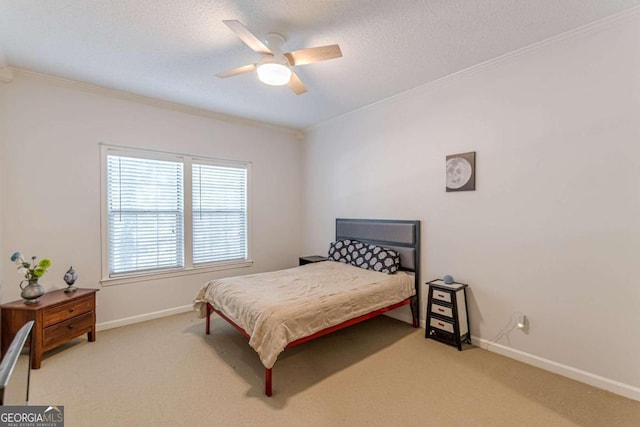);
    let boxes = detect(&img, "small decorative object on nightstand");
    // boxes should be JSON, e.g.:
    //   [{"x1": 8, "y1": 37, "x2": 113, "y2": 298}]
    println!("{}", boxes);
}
[
  {"x1": 425, "y1": 279, "x2": 471, "y2": 351},
  {"x1": 299, "y1": 255, "x2": 328, "y2": 266},
  {"x1": 63, "y1": 266, "x2": 78, "y2": 293}
]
